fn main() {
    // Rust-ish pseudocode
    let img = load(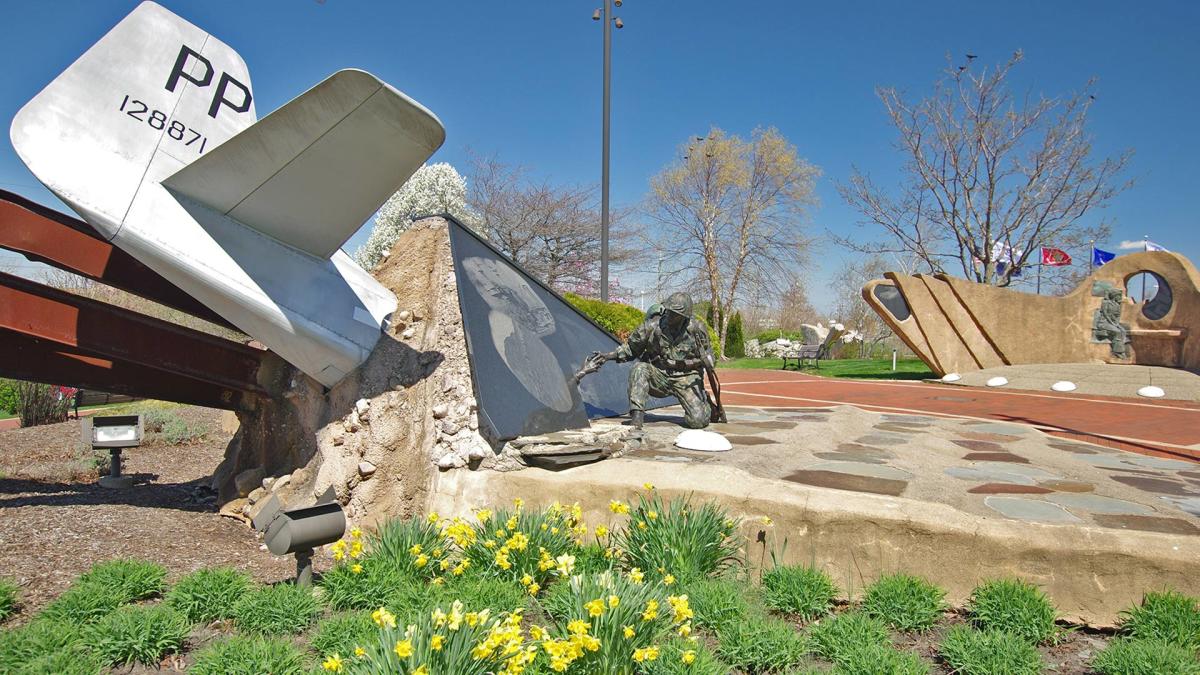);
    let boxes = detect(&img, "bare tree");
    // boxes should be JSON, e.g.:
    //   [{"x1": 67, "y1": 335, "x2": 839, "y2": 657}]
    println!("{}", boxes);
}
[
  {"x1": 832, "y1": 255, "x2": 895, "y2": 358},
  {"x1": 776, "y1": 279, "x2": 818, "y2": 335},
  {"x1": 838, "y1": 51, "x2": 1131, "y2": 286},
  {"x1": 467, "y1": 153, "x2": 638, "y2": 297},
  {"x1": 645, "y1": 127, "x2": 820, "y2": 356}
]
